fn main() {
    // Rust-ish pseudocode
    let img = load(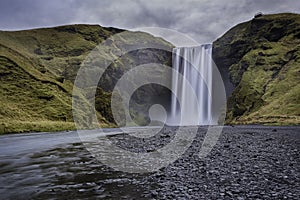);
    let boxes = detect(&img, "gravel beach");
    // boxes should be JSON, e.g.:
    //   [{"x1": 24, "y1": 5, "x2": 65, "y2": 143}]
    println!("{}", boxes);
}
[{"x1": 0, "y1": 125, "x2": 299, "y2": 199}]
